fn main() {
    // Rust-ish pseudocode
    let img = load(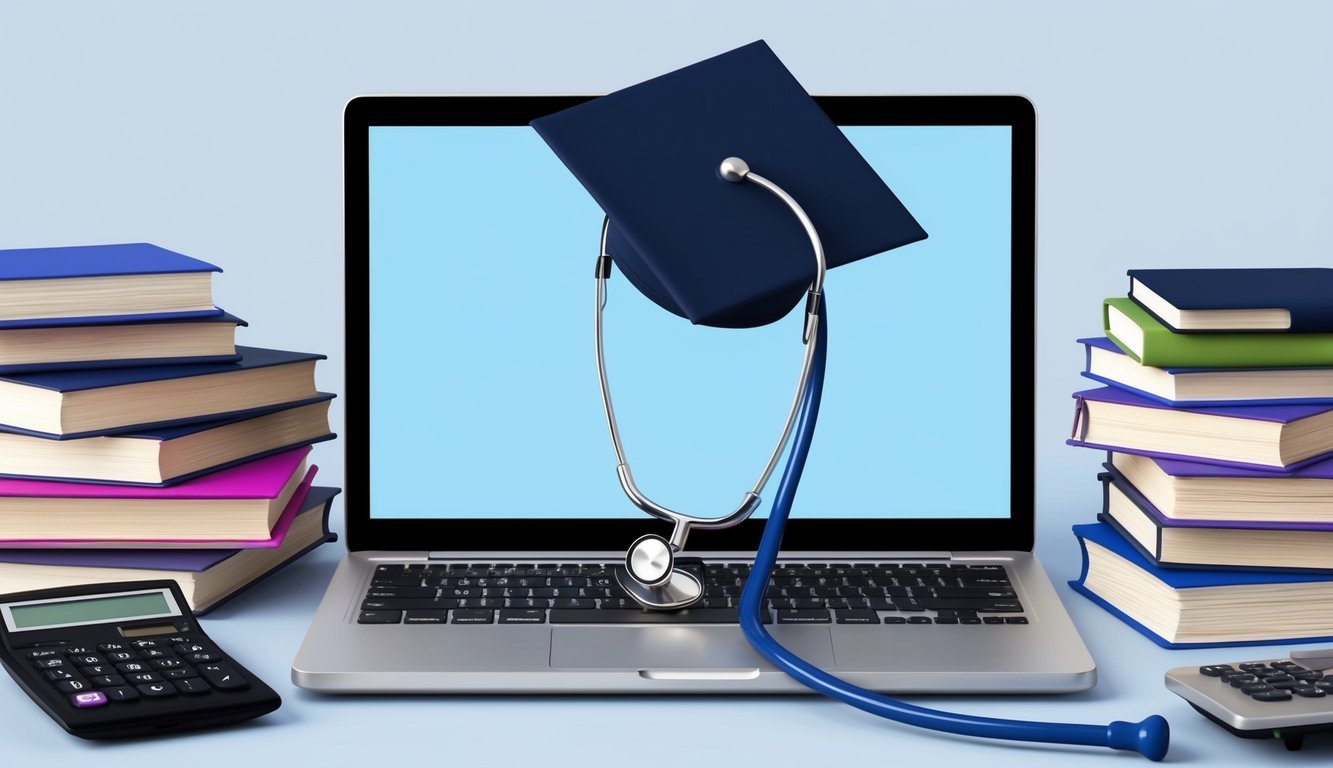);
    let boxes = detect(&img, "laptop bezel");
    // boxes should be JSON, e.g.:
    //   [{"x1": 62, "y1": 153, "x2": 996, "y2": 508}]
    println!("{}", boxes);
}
[{"x1": 344, "y1": 94, "x2": 1036, "y2": 553}]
